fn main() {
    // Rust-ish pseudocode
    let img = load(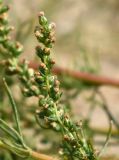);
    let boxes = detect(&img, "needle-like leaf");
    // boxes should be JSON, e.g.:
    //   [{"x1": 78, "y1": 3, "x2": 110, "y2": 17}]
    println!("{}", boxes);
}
[
  {"x1": 0, "y1": 118, "x2": 22, "y2": 142},
  {"x1": 3, "y1": 78, "x2": 26, "y2": 147}
]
